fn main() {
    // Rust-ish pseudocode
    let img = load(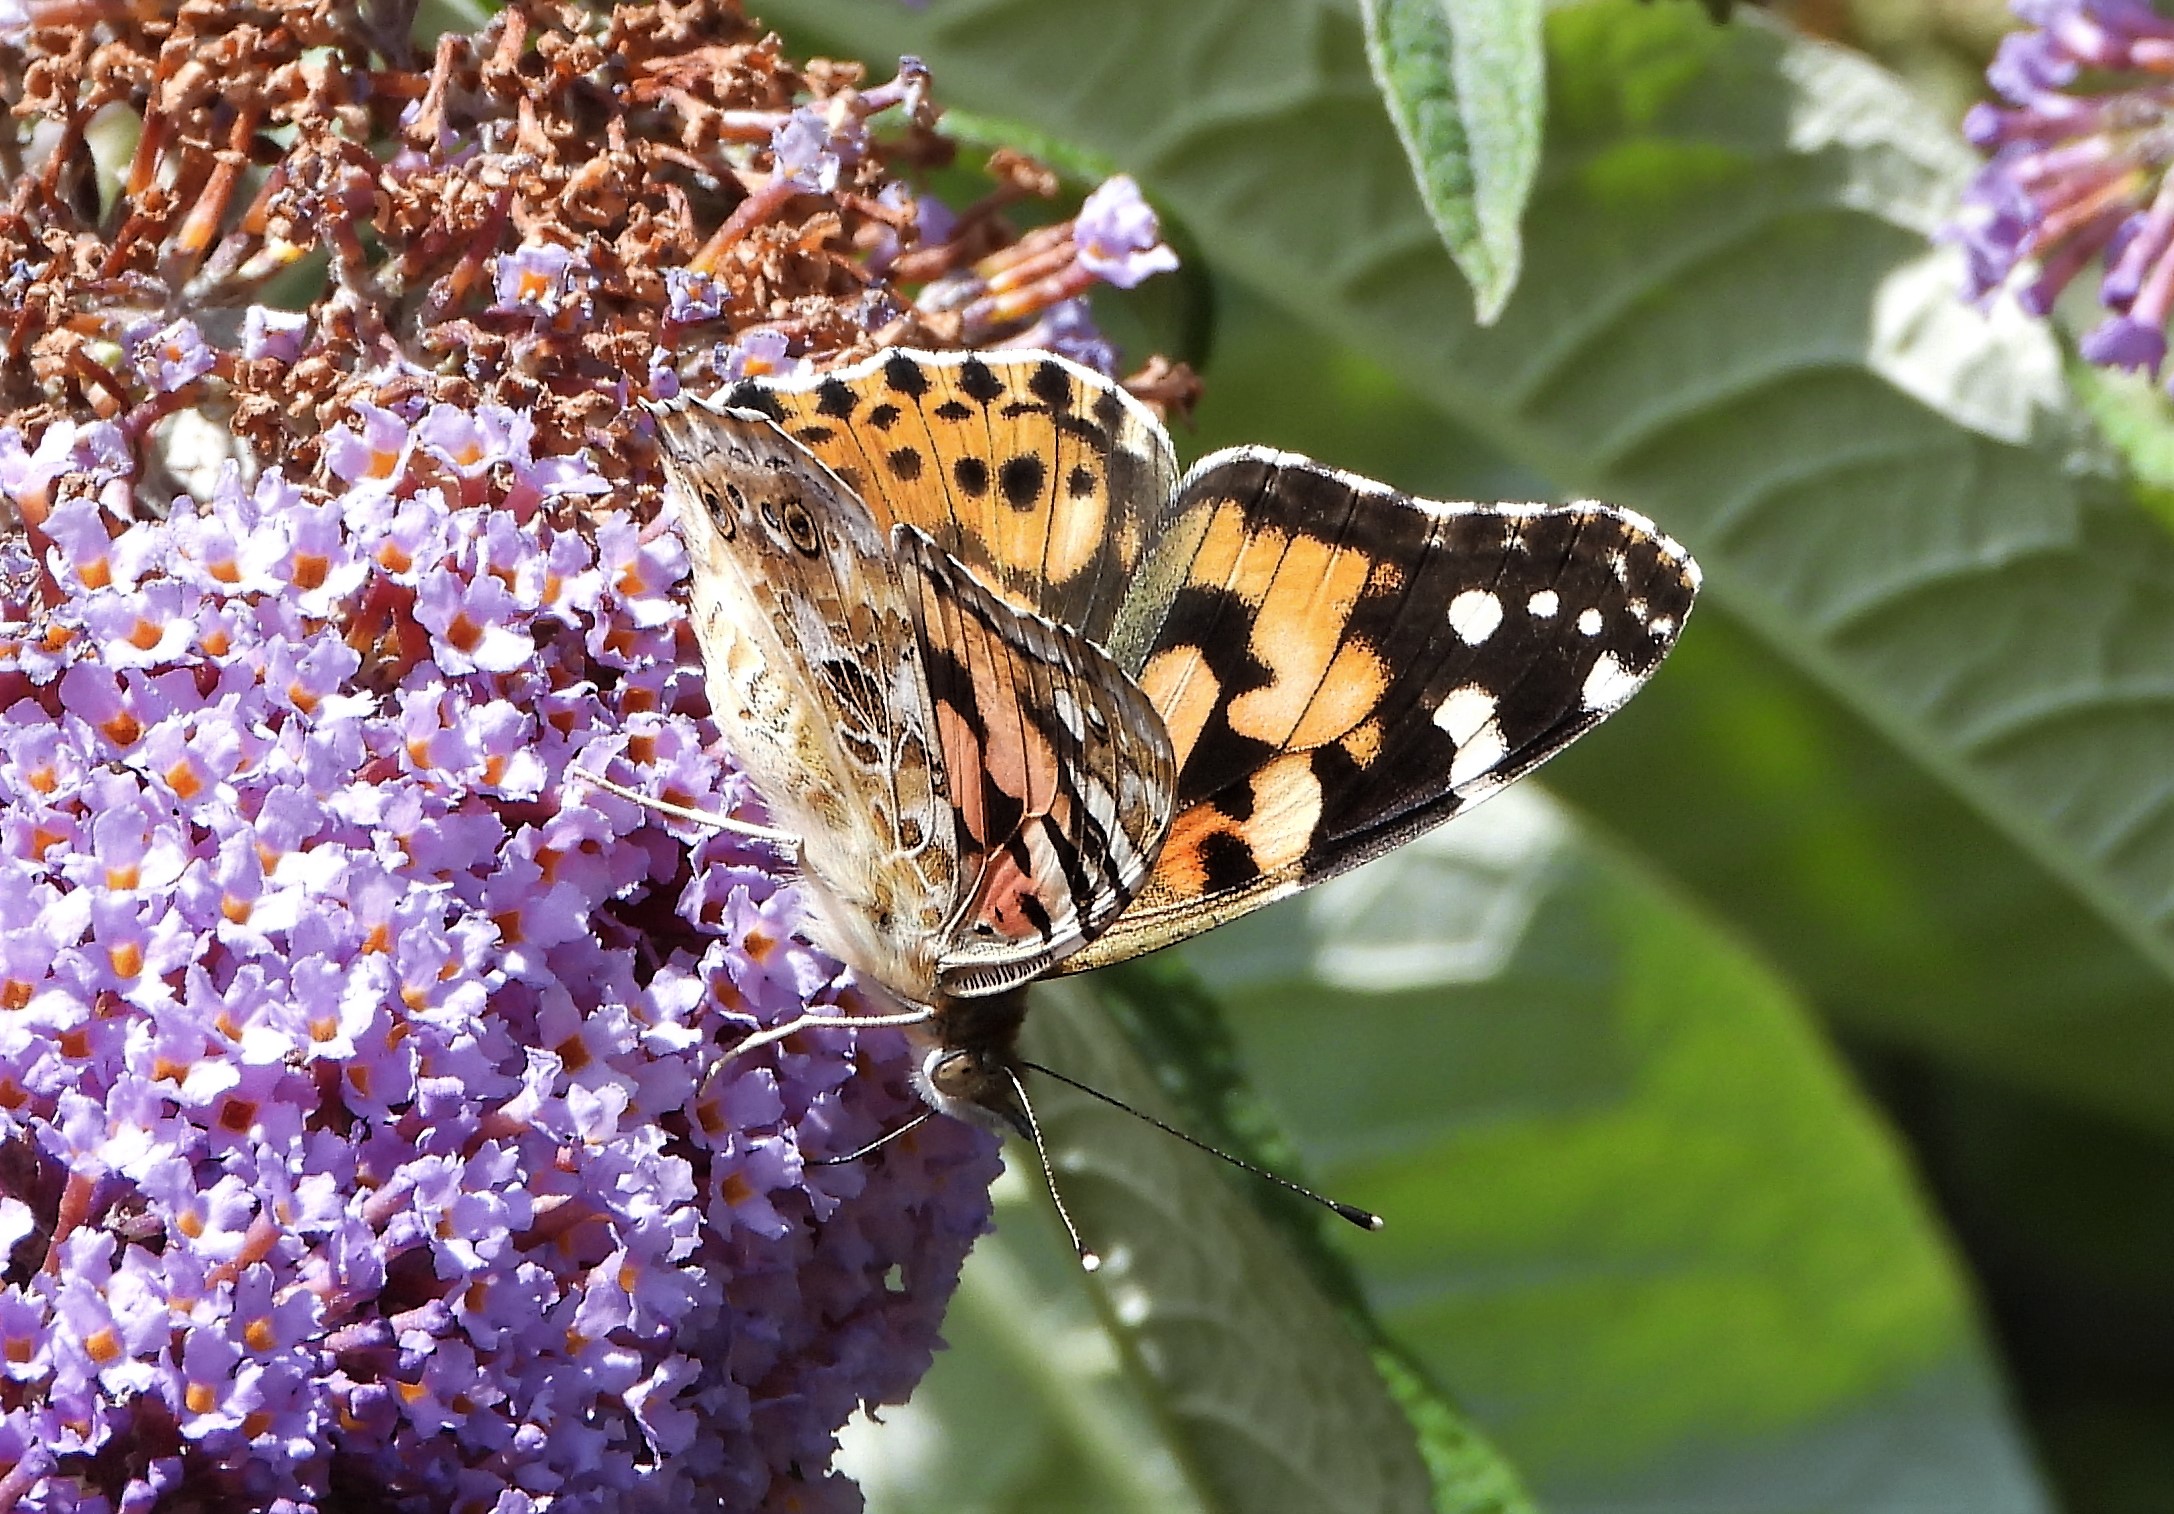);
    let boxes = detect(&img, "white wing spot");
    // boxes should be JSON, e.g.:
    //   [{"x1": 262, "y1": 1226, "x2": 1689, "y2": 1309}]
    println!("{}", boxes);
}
[
  {"x1": 1606, "y1": 549, "x2": 1630, "y2": 582},
  {"x1": 1527, "y1": 589, "x2": 1559, "y2": 619},
  {"x1": 1649, "y1": 615, "x2": 1676, "y2": 637},
  {"x1": 1447, "y1": 589, "x2": 1504, "y2": 646},
  {"x1": 1433, "y1": 685, "x2": 1496, "y2": 744},
  {"x1": 1581, "y1": 652, "x2": 1641, "y2": 712},
  {"x1": 1627, "y1": 598, "x2": 1648, "y2": 622},
  {"x1": 1449, "y1": 716, "x2": 1508, "y2": 788},
  {"x1": 1576, "y1": 607, "x2": 1604, "y2": 637},
  {"x1": 1434, "y1": 686, "x2": 1507, "y2": 788}
]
